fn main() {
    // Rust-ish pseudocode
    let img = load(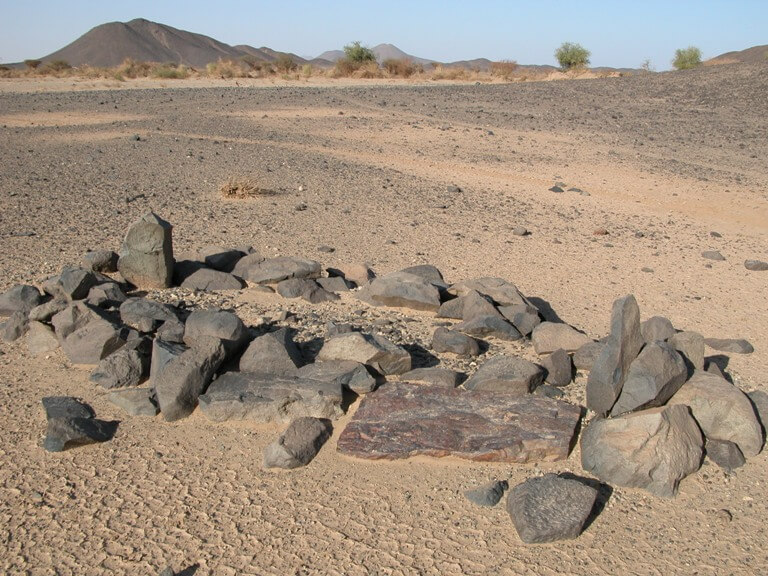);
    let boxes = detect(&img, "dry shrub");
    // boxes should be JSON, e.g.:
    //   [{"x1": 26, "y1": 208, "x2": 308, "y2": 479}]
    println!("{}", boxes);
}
[
  {"x1": 219, "y1": 178, "x2": 274, "y2": 199},
  {"x1": 431, "y1": 65, "x2": 467, "y2": 80},
  {"x1": 116, "y1": 58, "x2": 153, "y2": 78},
  {"x1": 152, "y1": 63, "x2": 190, "y2": 79},
  {"x1": 353, "y1": 61, "x2": 383, "y2": 78},
  {"x1": 490, "y1": 60, "x2": 518, "y2": 80},
  {"x1": 383, "y1": 58, "x2": 421, "y2": 78},
  {"x1": 332, "y1": 57, "x2": 359, "y2": 77},
  {"x1": 206, "y1": 59, "x2": 249, "y2": 78}
]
